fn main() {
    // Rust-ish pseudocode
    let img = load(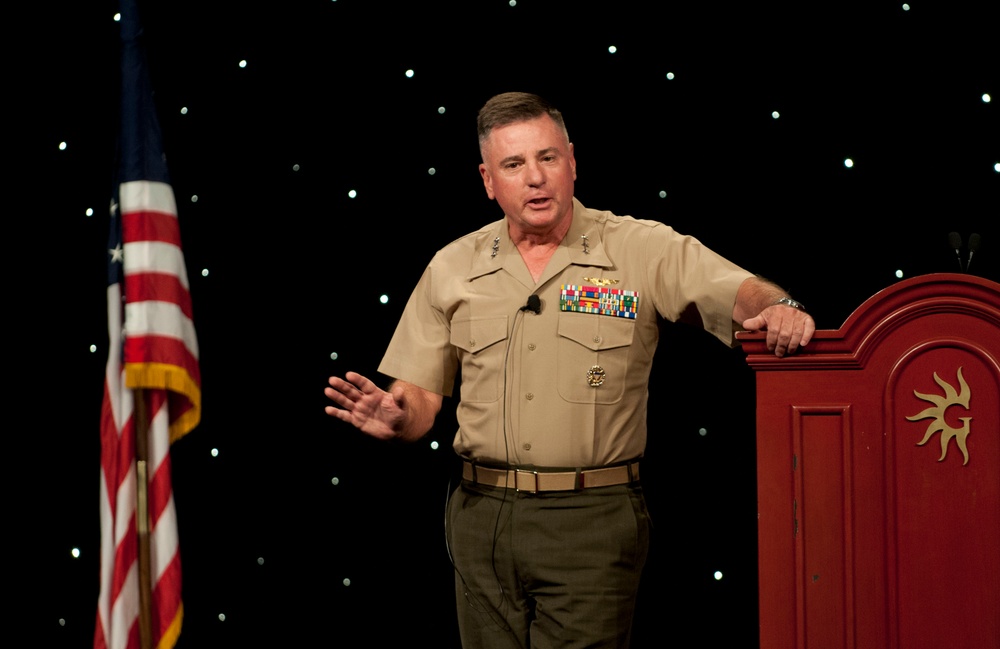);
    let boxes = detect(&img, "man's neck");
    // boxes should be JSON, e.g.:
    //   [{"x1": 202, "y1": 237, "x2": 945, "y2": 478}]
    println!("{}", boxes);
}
[{"x1": 509, "y1": 221, "x2": 571, "y2": 284}]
